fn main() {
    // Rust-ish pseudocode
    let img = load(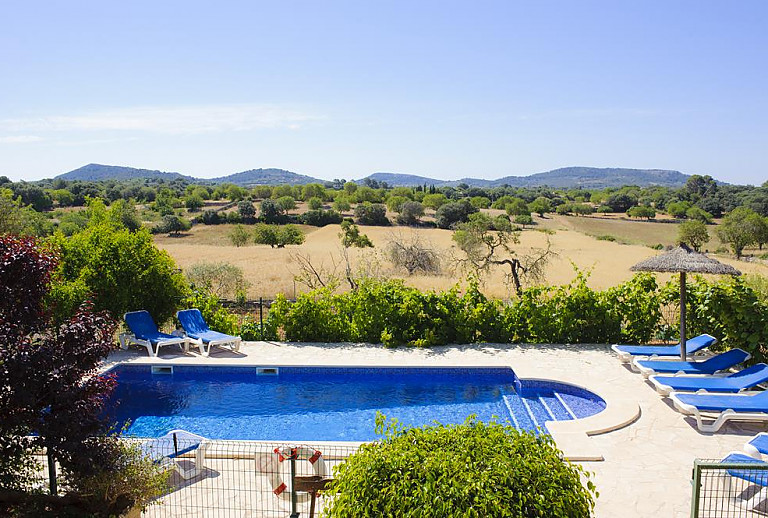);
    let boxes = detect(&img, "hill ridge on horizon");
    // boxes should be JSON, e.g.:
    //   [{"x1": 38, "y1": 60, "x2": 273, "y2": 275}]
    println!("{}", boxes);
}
[{"x1": 55, "y1": 163, "x2": 697, "y2": 188}]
